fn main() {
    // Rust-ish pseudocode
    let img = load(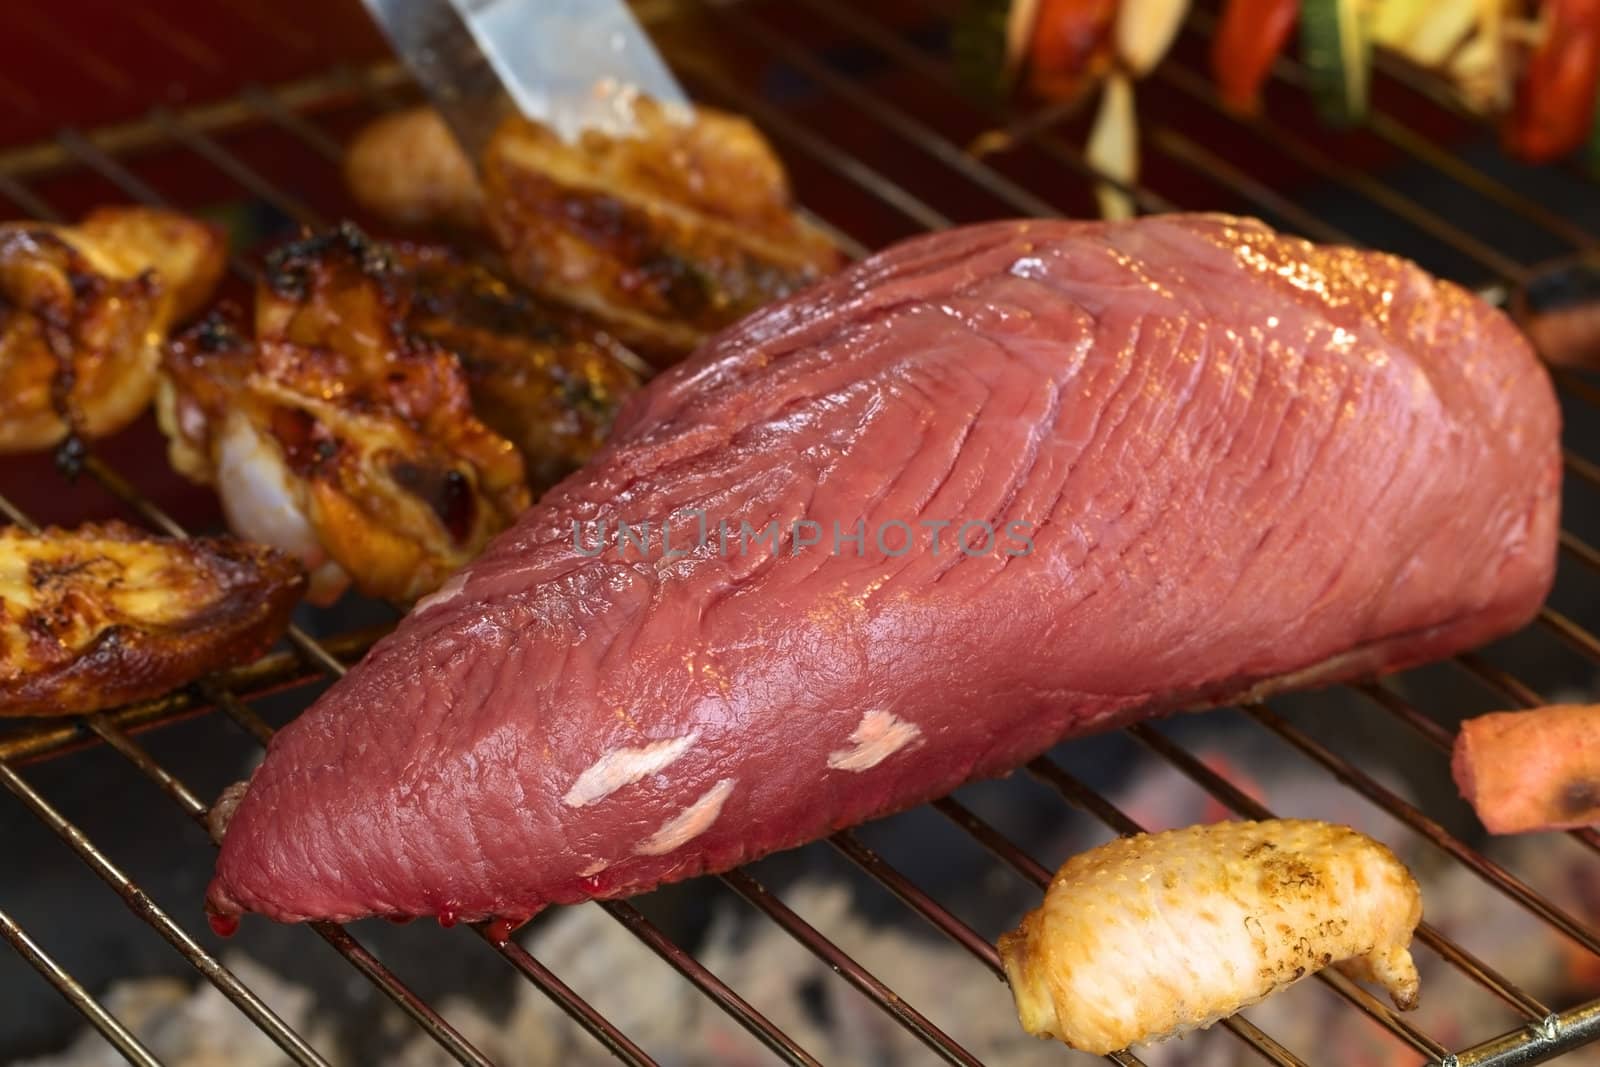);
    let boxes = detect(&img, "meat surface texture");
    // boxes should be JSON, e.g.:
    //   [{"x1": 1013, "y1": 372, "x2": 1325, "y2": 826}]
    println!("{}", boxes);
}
[
  {"x1": 1453, "y1": 704, "x2": 1600, "y2": 833},
  {"x1": 997, "y1": 819, "x2": 1424, "y2": 1054},
  {"x1": 208, "y1": 215, "x2": 1561, "y2": 925}
]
